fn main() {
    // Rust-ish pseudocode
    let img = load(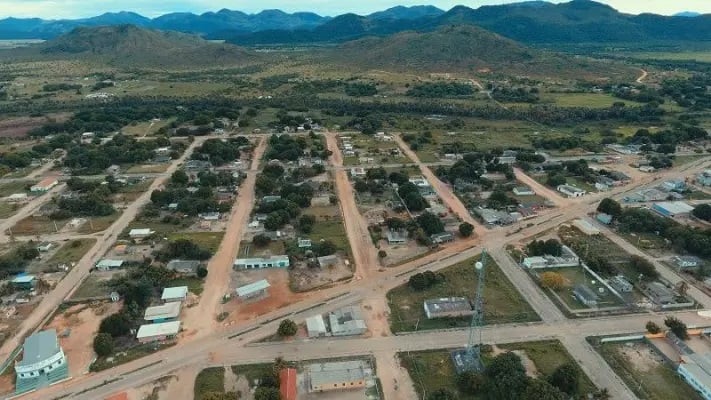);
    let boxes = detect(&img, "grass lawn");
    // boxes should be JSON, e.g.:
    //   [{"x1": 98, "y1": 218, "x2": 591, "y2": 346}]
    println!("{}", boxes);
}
[
  {"x1": 599, "y1": 341, "x2": 702, "y2": 400},
  {"x1": 11, "y1": 216, "x2": 67, "y2": 235},
  {"x1": 308, "y1": 219, "x2": 351, "y2": 255},
  {"x1": 544, "y1": 93, "x2": 644, "y2": 108},
  {"x1": 121, "y1": 118, "x2": 176, "y2": 137},
  {"x1": 0, "y1": 202, "x2": 19, "y2": 219},
  {"x1": 499, "y1": 341, "x2": 596, "y2": 396},
  {"x1": 537, "y1": 267, "x2": 625, "y2": 310},
  {"x1": 77, "y1": 214, "x2": 119, "y2": 234},
  {"x1": 70, "y1": 274, "x2": 112, "y2": 299},
  {"x1": 231, "y1": 363, "x2": 274, "y2": 386},
  {"x1": 387, "y1": 254, "x2": 539, "y2": 333},
  {"x1": 687, "y1": 190, "x2": 711, "y2": 201},
  {"x1": 46, "y1": 238, "x2": 95, "y2": 266},
  {"x1": 169, "y1": 232, "x2": 225, "y2": 253},
  {"x1": 125, "y1": 164, "x2": 169, "y2": 174},
  {"x1": 194, "y1": 367, "x2": 225, "y2": 400},
  {"x1": 239, "y1": 240, "x2": 285, "y2": 258},
  {"x1": 0, "y1": 181, "x2": 31, "y2": 197},
  {"x1": 674, "y1": 154, "x2": 708, "y2": 167},
  {"x1": 168, "y1": 276, "x2": 204, "y2": 295}
]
